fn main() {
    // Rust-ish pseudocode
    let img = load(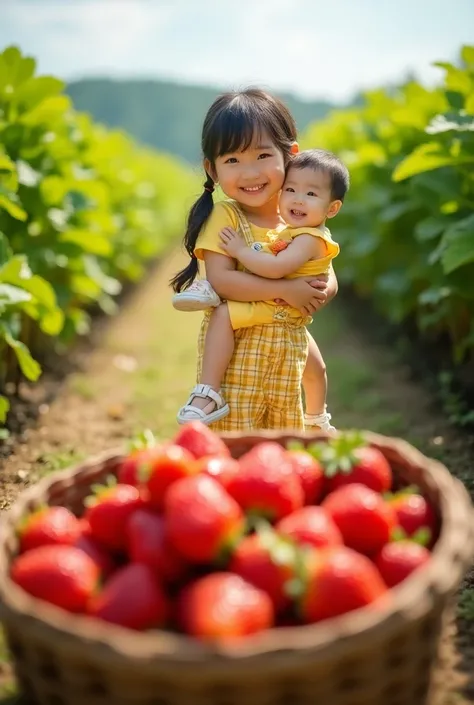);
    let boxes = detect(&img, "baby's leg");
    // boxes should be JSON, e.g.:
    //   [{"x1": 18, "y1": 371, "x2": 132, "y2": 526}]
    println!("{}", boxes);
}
[
  {"x1": 303, "y1": 330, "x2": 327, "y2": 416},
  {"x1": 185, "y1": 303, "x2": 235, "y2": 414}
]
